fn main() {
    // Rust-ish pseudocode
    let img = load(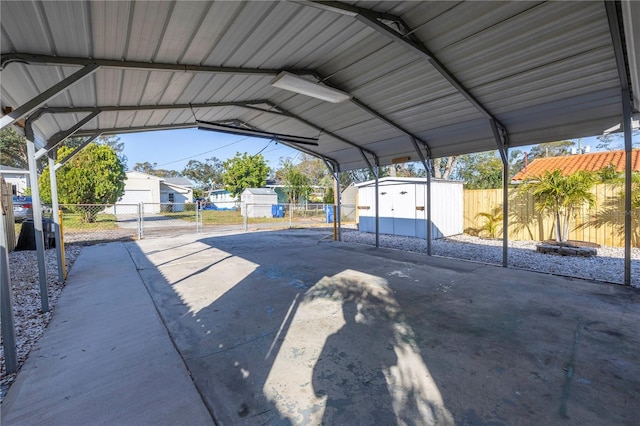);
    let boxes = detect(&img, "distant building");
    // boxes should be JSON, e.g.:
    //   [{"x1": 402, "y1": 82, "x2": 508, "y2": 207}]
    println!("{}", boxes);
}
[
  {"x1": 241, "y1": 188, "x2": 278, "y2": 218},
  {"x1": 209, "y1": 189, "x2": 237, "y2": 207},
  {"x1": 512, "y1": 149, "x2": 640, "y2": 182},
  {"x1": 111, "y1": 171, "x2": 194, "y2": 213},
  {"x1": 356, "y1": 177, "x2": 463, "y2": 239},
  {"x1": 0, "y1": 165, "x2": 30, "y2": 195}
]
